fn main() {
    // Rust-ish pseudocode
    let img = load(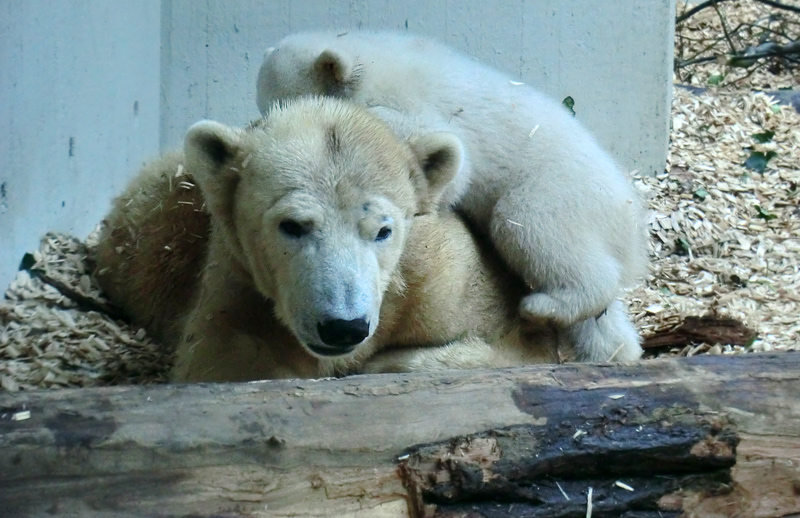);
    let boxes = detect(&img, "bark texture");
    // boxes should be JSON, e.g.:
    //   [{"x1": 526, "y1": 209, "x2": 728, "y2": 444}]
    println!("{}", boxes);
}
[{"x1": 0, "y1": 353, "x2": 798, "y2": 517}]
